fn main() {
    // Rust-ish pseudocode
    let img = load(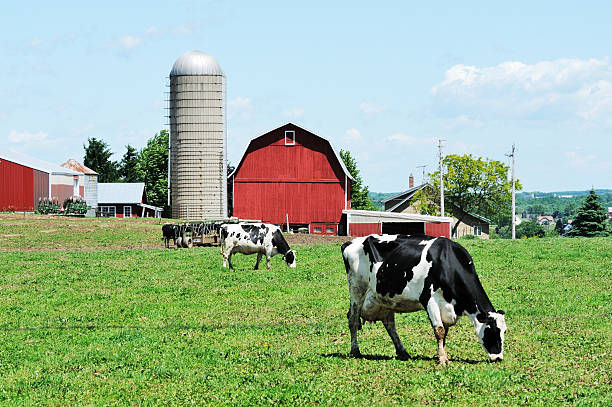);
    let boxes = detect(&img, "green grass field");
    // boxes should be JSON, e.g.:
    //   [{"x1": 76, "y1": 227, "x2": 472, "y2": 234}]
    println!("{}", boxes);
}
[{"x1": 0, "y1": 215, "x2": 610, "y2": 406}]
